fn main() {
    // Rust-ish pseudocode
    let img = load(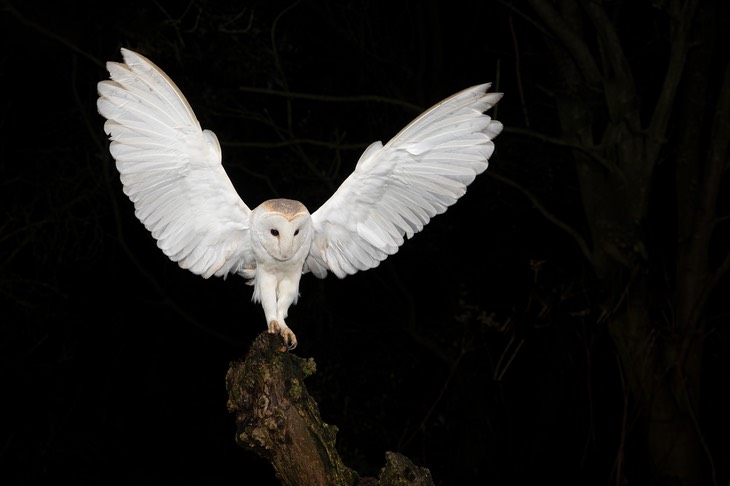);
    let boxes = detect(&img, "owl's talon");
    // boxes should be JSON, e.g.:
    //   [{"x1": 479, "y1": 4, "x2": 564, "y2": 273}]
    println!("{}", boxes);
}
[
  {"x1": 268, "y1": 320, "x2": 298, "y2": 350},
  {"x1": 282, "y1": 329, "x2": 297, "y2": 350}
]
